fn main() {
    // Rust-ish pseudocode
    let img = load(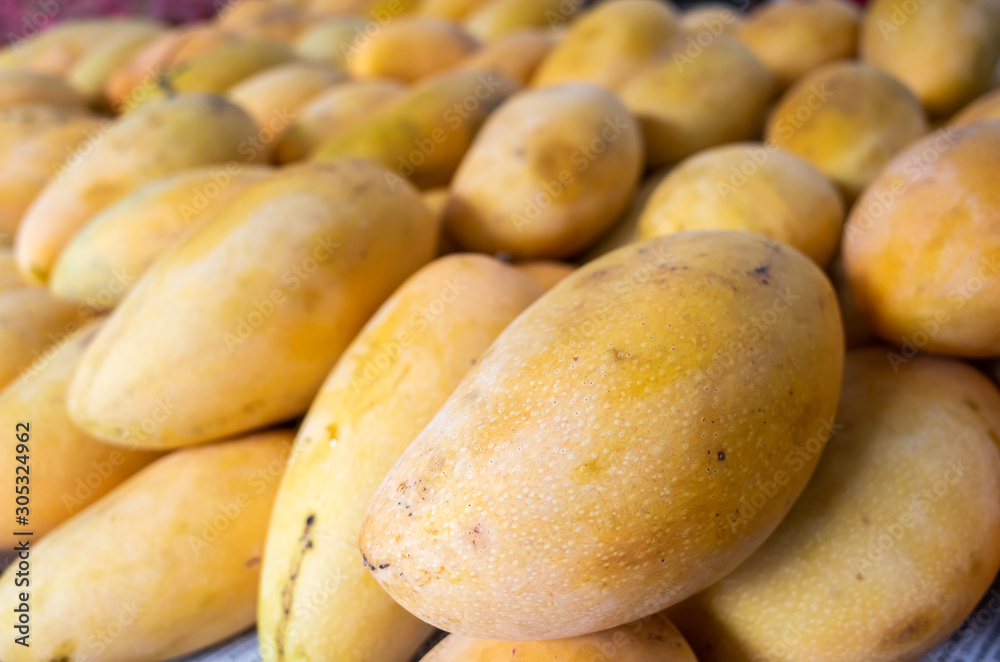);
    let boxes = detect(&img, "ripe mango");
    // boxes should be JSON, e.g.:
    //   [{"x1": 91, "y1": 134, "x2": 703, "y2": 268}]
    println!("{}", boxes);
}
[
  {"x1": 458, "y1": 28, "x2": 556, "y2": 85},
  {"x1": 49, "y1": 165, "x2": 274, "y2": 309},
  {"x1": 14, "y1": 92, "x2": 265, "y2": 284},
  {"x1": 464, "y1": 0, "x2": 582, "y2": 42},
  {"x1": 312, "y1": 69, "x2": 519, "y2": 189},
  {"x1": 216, "y1": 0, "x2": 309, "y2": 43},
  {"x1": 444, "y1": 83, "x2": 643, "y2": 259},
  {"x1": 259, "y1": 254, "x2": 542, "y2": 662},
  {"x1": 419, "y1": 0, "x2": 494, "y2": 19},
  {"x1": 671, "y1": 348, "x2": 1000, "y2": 662},
  {"x1": 360, "y1": 231, "x2": 845, "y2": 640},
  {"x1": 68, "y1": 160, "x2": 437, "y2": 449},
  {"x1": 347, "y1": 16, "x2": 480, "y2": 83},
  {"x1": 65, "y1": 21, "x2": 165, "y2": 105},
  {"x1": 227, "y1": 61, "x2": 346, "y2": 128},
  {"x1": 0, "y1": 321, "x2": 161, "y2": 548},
  {"x1": 0, "y1": 430, "x2": 293, "y2": 662},
  {"x1": 293, "y1": 17, "x2": 368, "y2": 69},
  {"x1": 682, "y1": 3, "x2": 743, "y2": 37},
  {"x1": 637, "y1": 143, "x2": 844, "y2": 267}
]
